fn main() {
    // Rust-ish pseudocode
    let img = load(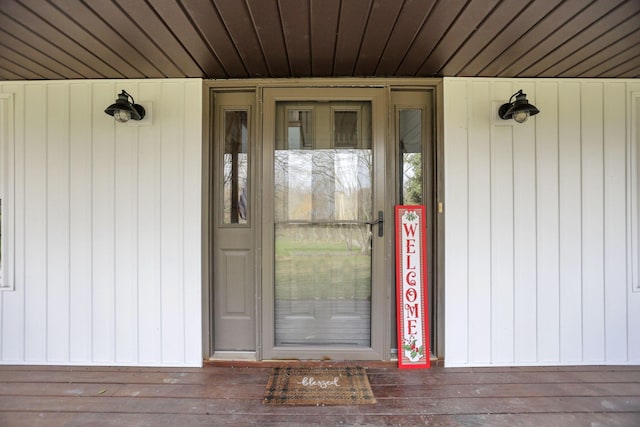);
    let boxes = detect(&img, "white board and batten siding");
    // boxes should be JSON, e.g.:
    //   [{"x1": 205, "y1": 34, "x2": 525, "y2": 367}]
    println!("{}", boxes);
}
[
  {"x1": 444, "y1": 78, "x2": 640, "y2": 367},
  {"x1": 0, "y1": 79, "x2": 203, "y2": 367}
]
